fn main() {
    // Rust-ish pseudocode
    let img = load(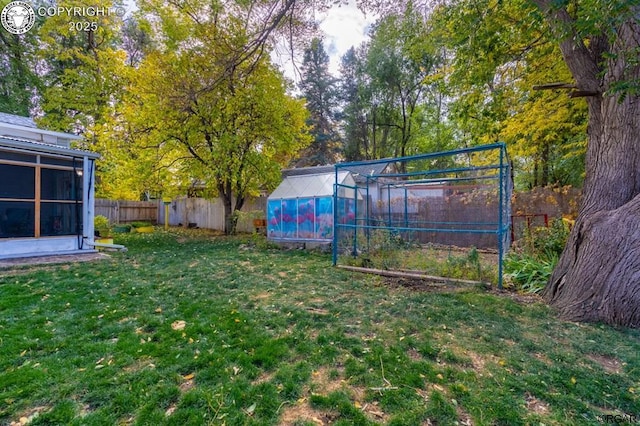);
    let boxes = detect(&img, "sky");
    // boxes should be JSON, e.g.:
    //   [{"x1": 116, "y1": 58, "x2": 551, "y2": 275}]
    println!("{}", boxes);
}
[
  {"x1": 273, "y1": 1, "x2": 377, "y2": 85},
  {"x1": 318, "y1": 2, "x2": 376, "y2": 75}
]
